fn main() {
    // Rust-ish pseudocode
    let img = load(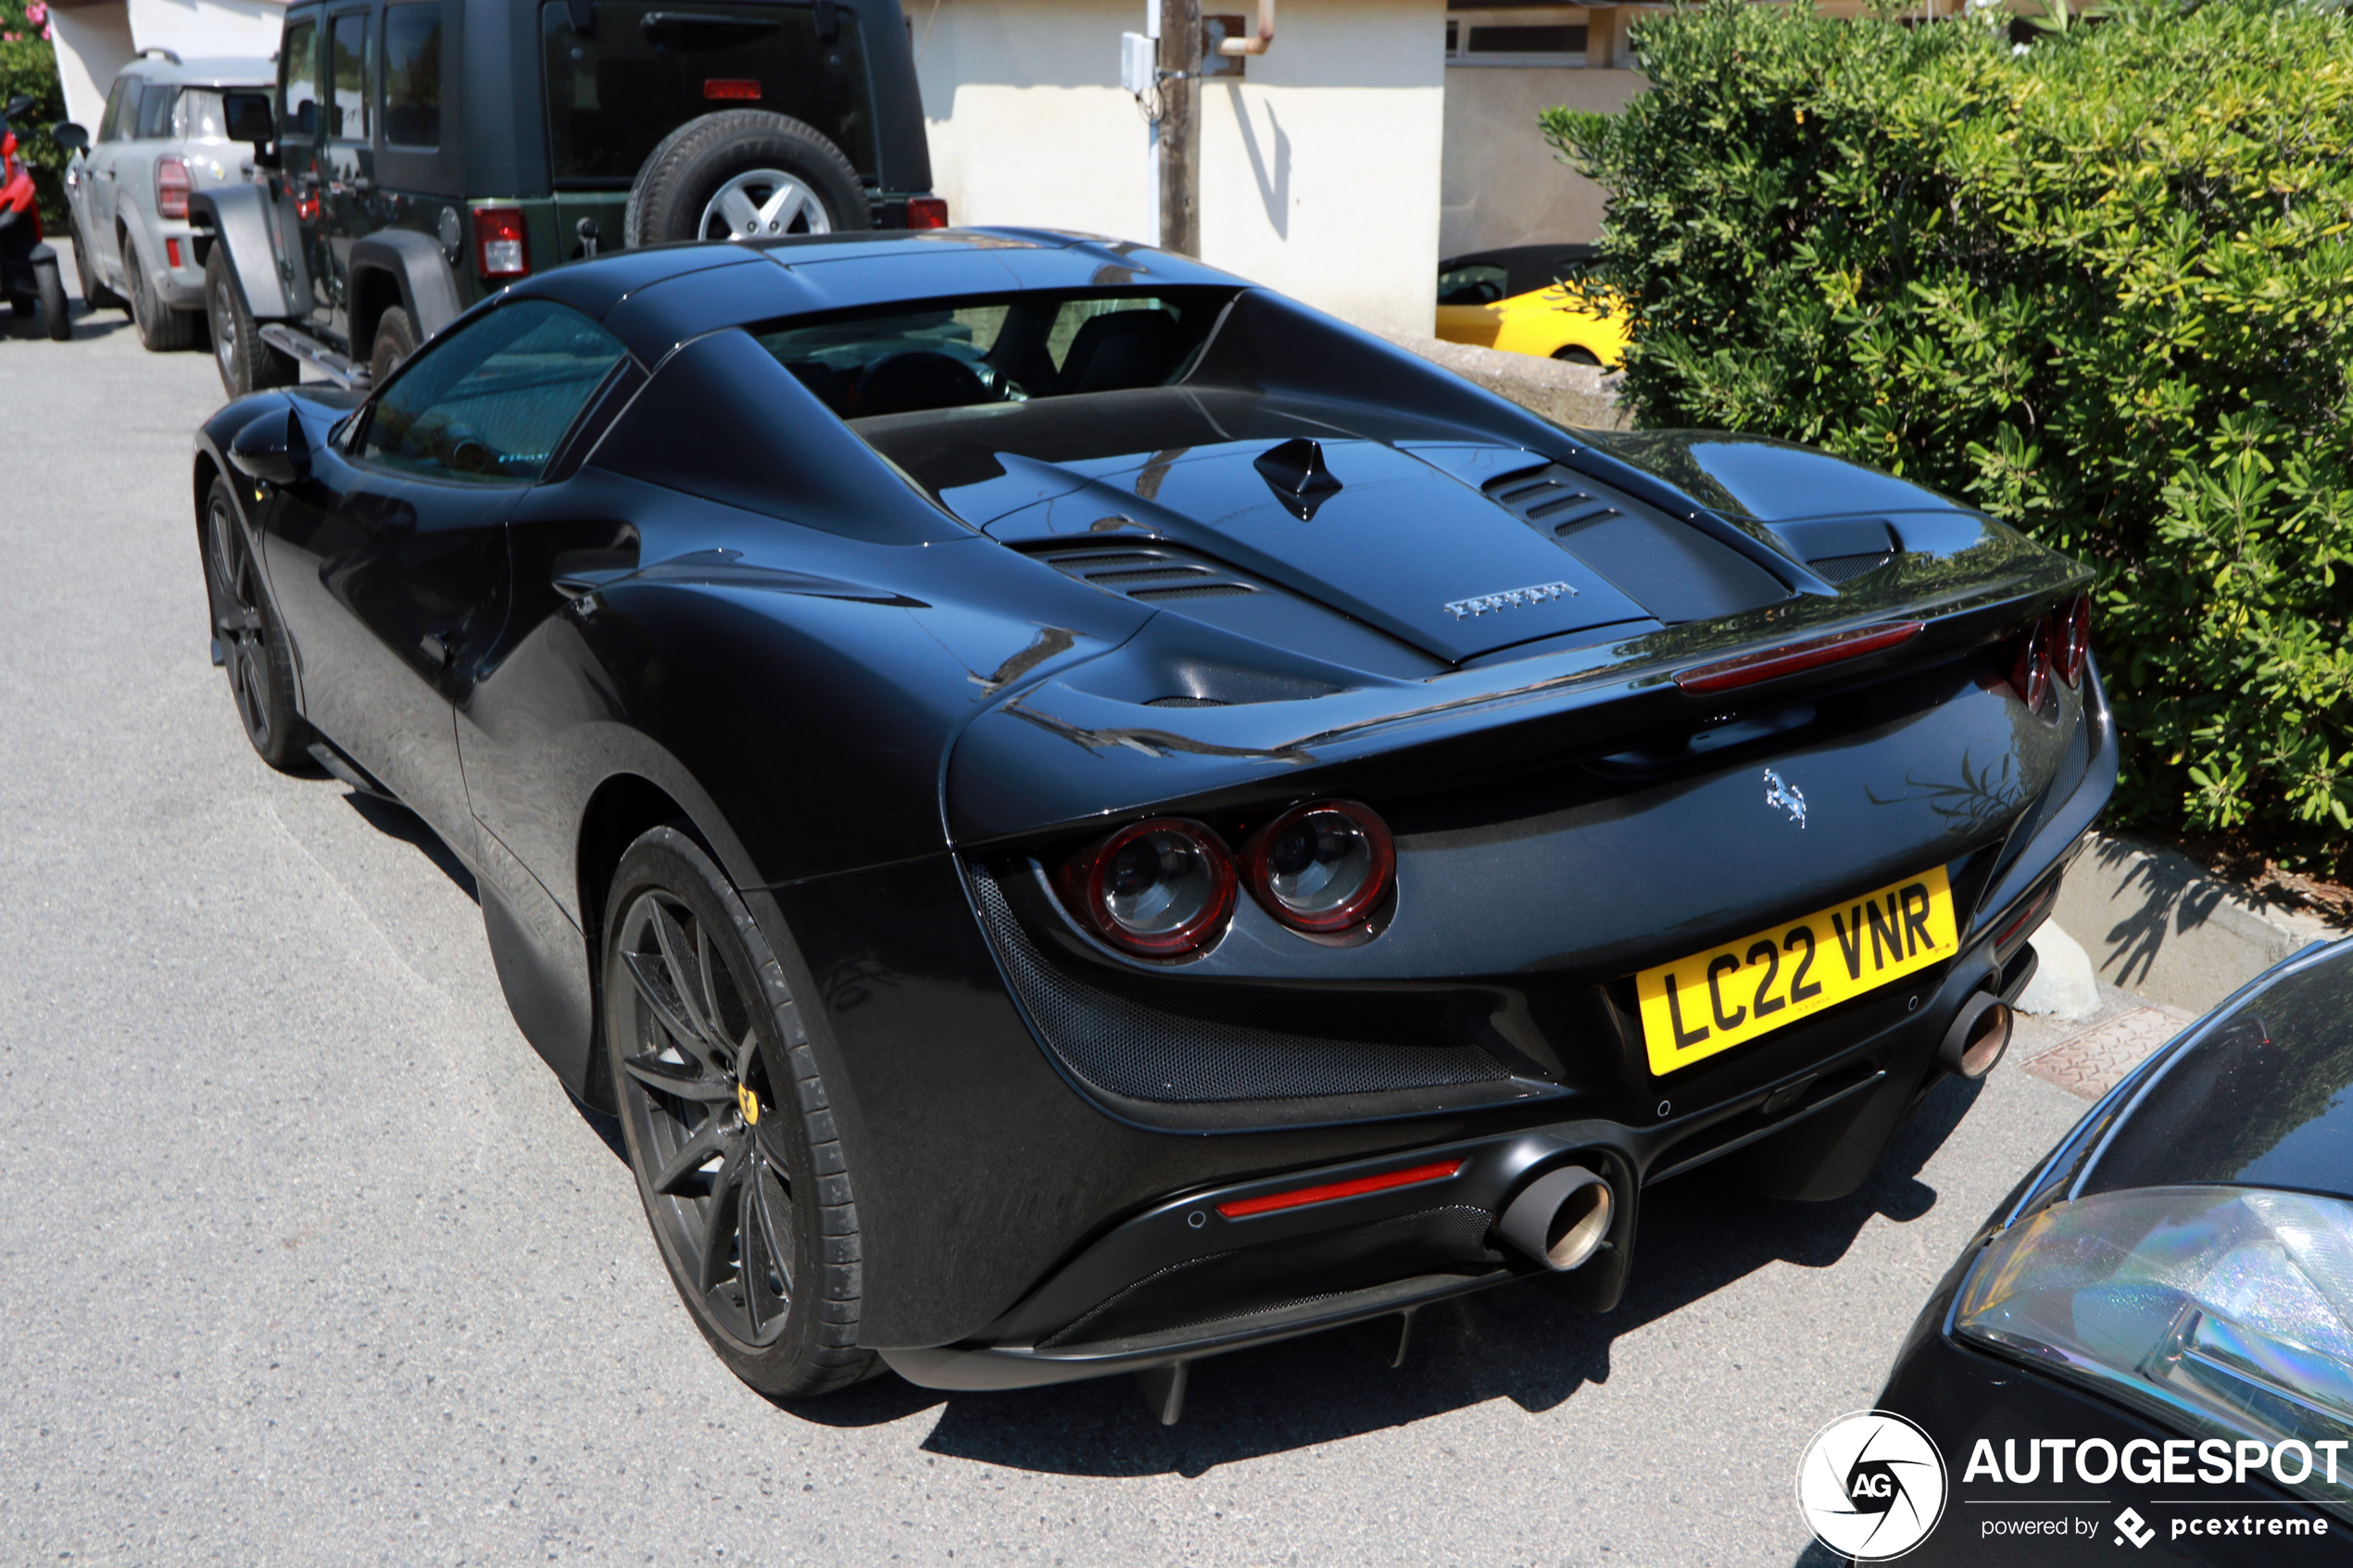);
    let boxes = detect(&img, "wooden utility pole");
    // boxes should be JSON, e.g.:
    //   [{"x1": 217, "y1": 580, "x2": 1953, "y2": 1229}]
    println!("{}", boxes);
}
[{"x1": 1157, "y1": 0, "x2": 1202, "y2": 256}]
